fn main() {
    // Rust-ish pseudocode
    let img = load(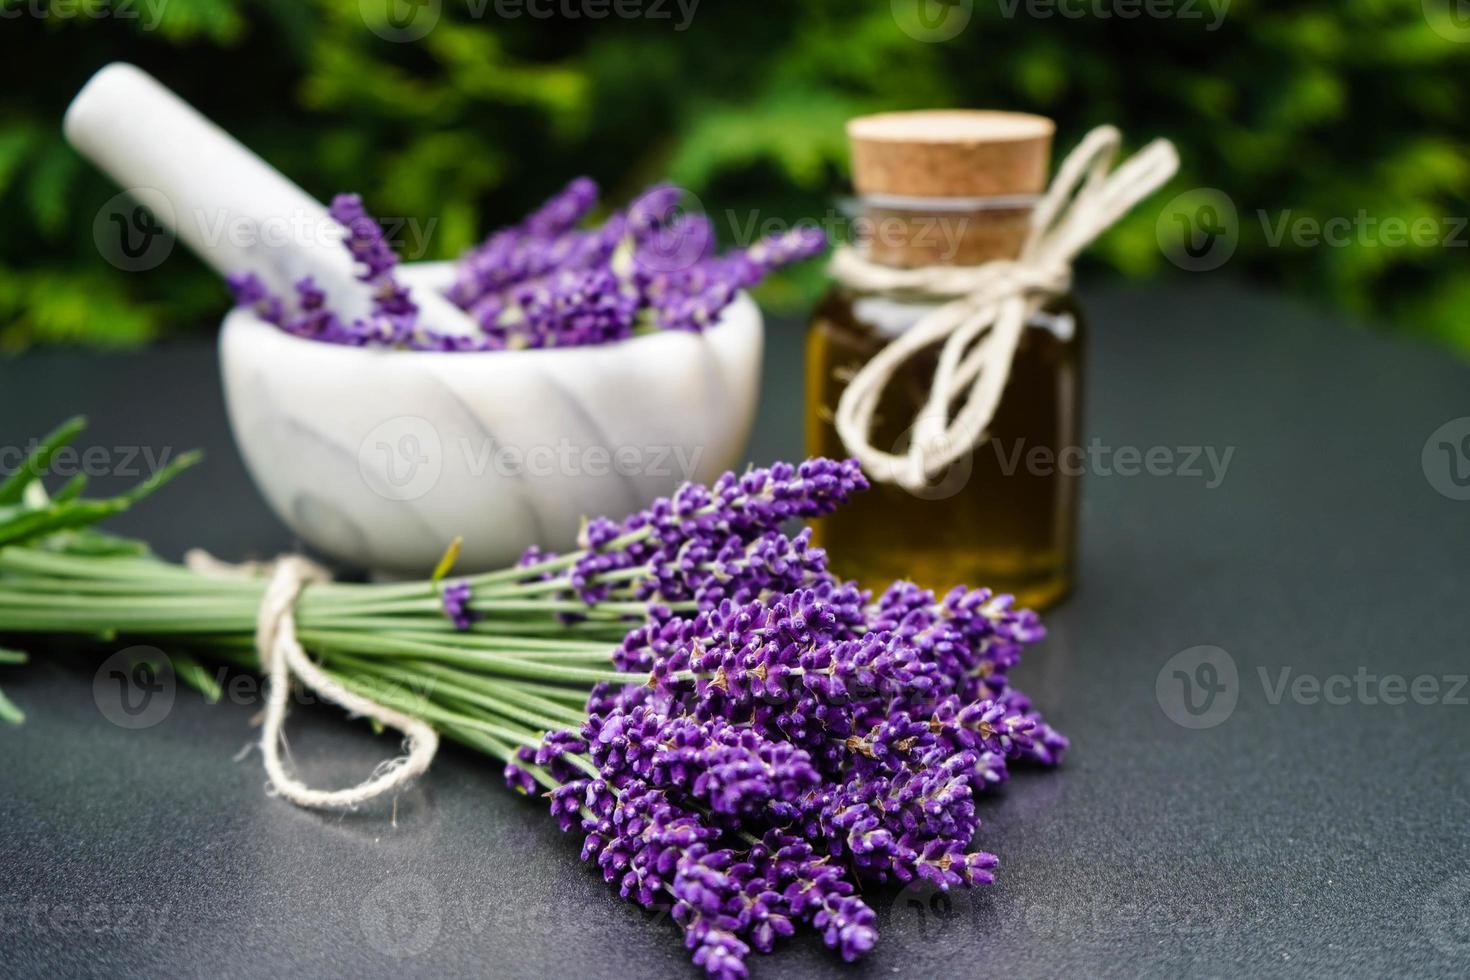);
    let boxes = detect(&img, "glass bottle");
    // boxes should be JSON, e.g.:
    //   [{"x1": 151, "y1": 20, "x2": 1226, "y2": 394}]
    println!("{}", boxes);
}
[{"x1": 806, "y1": 111, "x2": 1083, "y2": 609}]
